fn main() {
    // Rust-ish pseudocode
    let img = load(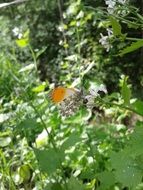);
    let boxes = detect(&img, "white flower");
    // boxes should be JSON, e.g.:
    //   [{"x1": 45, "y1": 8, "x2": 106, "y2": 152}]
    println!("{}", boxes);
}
[
  {"x1": 18, "y1": 33, "x2": 23, "y2": 39},
  {"x1": 118, "y1": 0, "x2": 126, "y2": 4},
  {"x1": 107, "y1": 28, "x2": 113, "y2": 37},
  {"x1": 105, "y1": 0, "x2": 116, "y2": 13},
  {"x1": 99, "y1": 33, "x2": 112, "y2": 52},
  {"x1": 12, "y1": 27, "x2": 23, "y2": 39},
  {"x1": 85, "y1": 84, "x2": 107, "y2": 109},
  {"x1": 89, "y1": 84, "x2": 107, "y2": 96},
  {"x1": 105, "y1": 0, "x2": 116, "y2": 8},
  {"x1": 12, "y1": 27, "x2": 19, "y2": 36}
]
